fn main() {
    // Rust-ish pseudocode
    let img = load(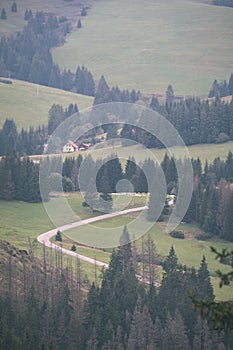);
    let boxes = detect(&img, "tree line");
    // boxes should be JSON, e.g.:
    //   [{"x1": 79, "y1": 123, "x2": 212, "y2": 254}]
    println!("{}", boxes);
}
[
  {"x1": 121, "y1": 96, "x2": 233, "y2": 147},
  {"x1": 208, "y1": 72, "x2": 233, "y2": 98},
  {"x1": 0, "y1": 228, "x2": 231, "y2": 349},
  {"x1": 0, "y1": 152, "x2": 45, "y2": 202},
  {"x1": 148, "y1": 152, "x2": 233, "y2": 242}
]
